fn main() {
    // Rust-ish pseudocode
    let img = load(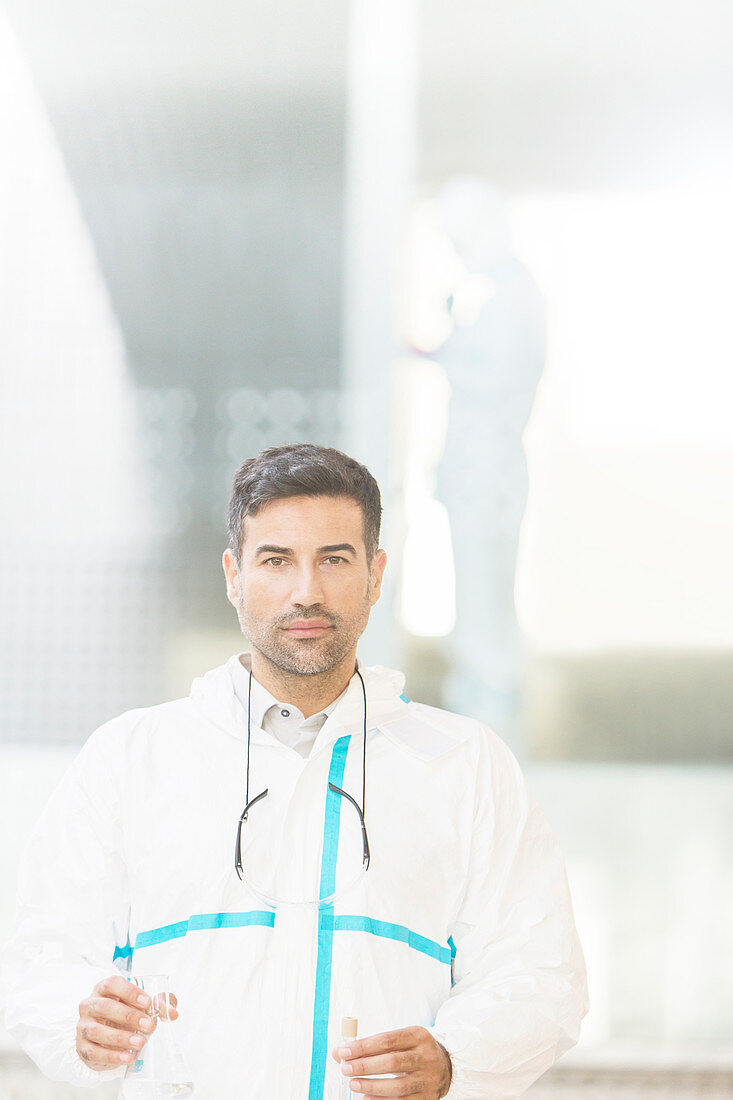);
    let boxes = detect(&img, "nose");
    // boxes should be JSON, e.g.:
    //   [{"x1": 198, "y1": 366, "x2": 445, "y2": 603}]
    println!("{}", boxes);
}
[{"x1": 288, "y1": 564, "x2": 326, "y2": 607}]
